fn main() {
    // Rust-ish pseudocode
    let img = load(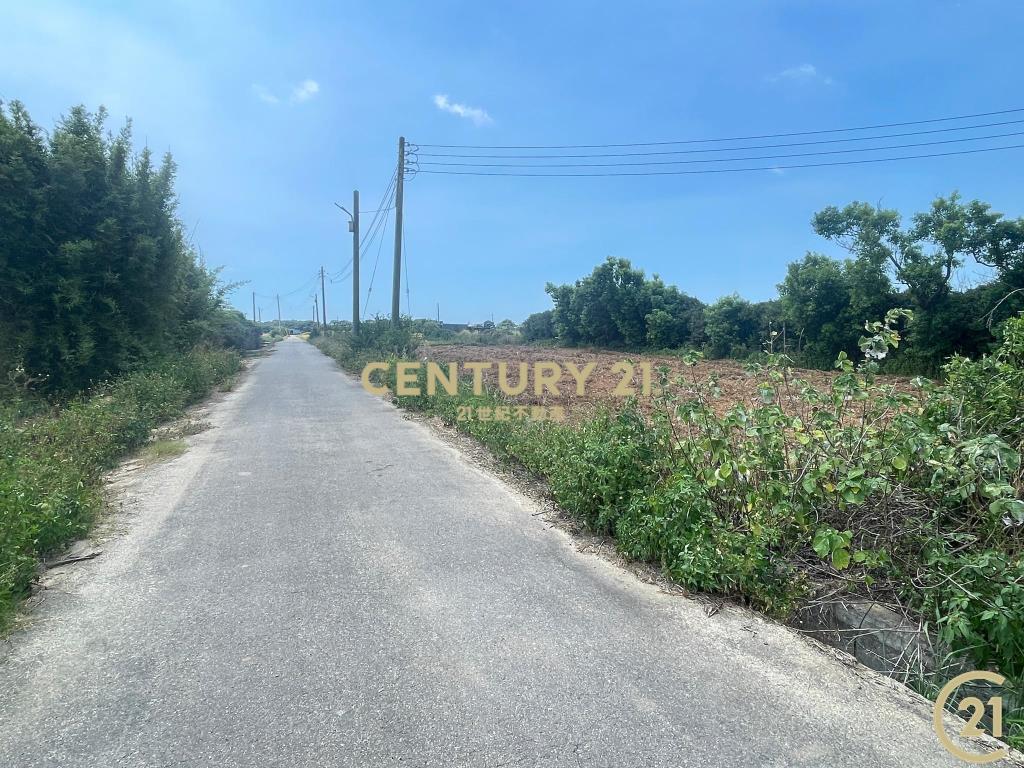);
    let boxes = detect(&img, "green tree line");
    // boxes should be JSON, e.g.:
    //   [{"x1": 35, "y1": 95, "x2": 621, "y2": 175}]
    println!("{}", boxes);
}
[
  {"x1": 527, "y1": 194, "x2": 1024, "y2": 372},
  {"x1": 0, "y1": 101, "x2": 256, "y2": 394}
]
